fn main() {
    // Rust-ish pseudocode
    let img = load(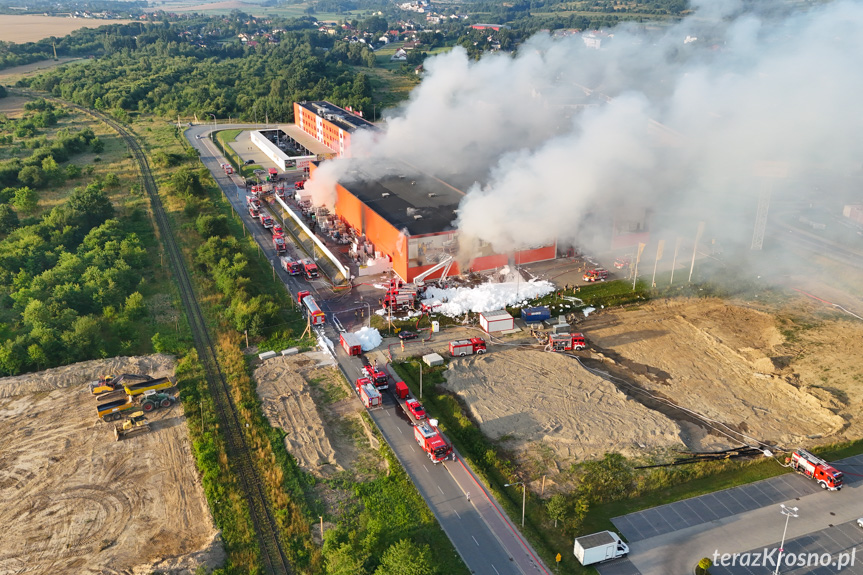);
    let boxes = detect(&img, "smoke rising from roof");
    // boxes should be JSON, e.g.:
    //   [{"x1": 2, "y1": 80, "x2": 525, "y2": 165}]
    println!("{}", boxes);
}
[{"x1": 327, "y1": 0, "x2": 863, "y2": 254}]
